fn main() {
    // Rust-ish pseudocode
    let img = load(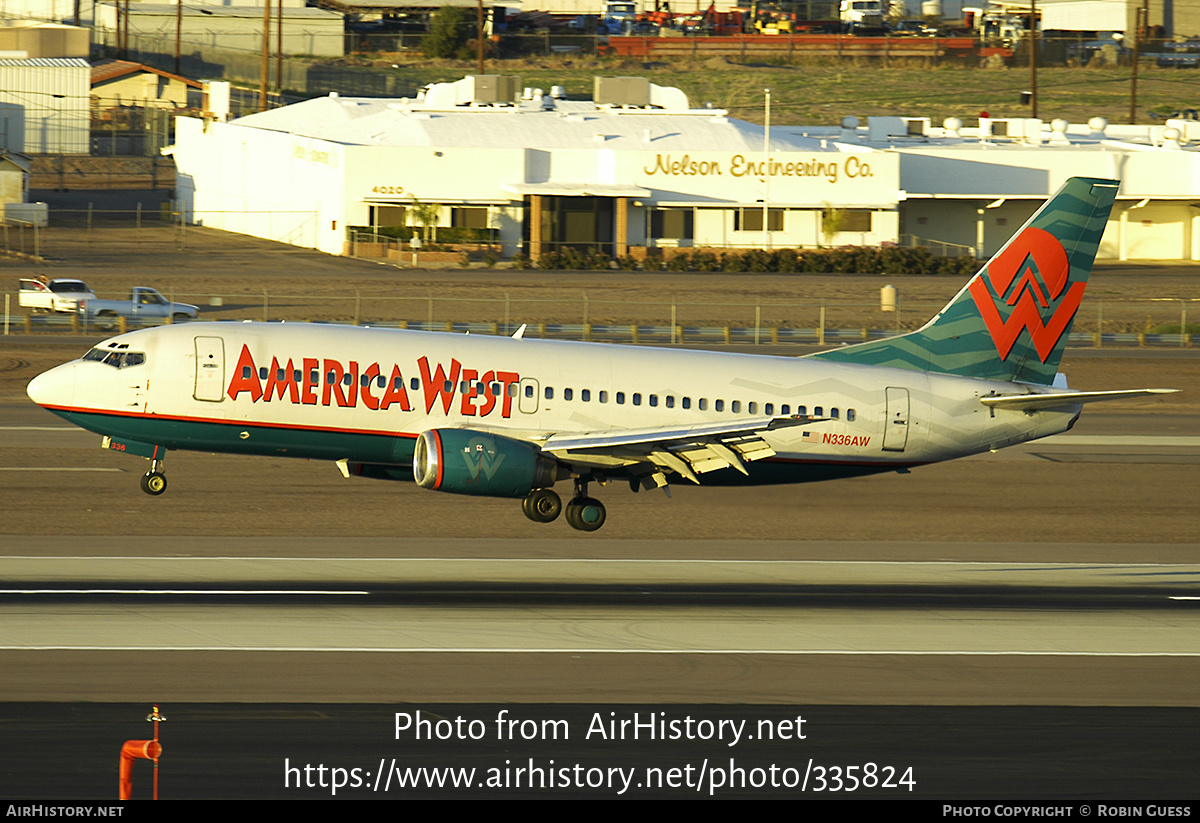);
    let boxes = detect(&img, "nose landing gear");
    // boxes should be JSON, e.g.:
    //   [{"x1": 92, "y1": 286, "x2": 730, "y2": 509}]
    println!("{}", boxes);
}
[{"x1": 140, "y1": 456, "x2": 167, "y2": 496}]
